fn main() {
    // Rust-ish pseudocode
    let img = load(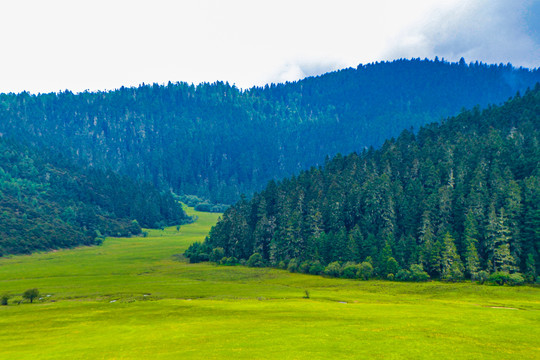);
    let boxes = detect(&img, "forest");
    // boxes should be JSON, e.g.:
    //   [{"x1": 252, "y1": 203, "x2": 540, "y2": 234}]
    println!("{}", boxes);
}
[
  {"x1": 187, "y1": 85, "x2": 540, "y2": 284},
  {"x1": 0, "y1": 58, "x2": 539, "y2": 204},
  {"x1": 0, "y1": 138, "x2": 190, "y2": 256}
]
